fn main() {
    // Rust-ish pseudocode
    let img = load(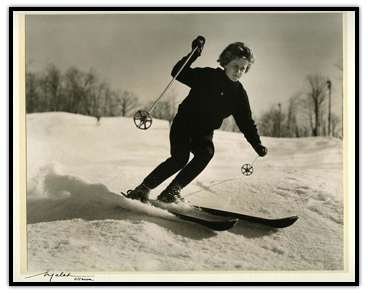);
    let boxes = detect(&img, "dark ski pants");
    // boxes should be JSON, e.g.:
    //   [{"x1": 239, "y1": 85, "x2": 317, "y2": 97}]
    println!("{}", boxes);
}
[{"x1": 143, "y1": 116, "x2": 214, "y2": 189}]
